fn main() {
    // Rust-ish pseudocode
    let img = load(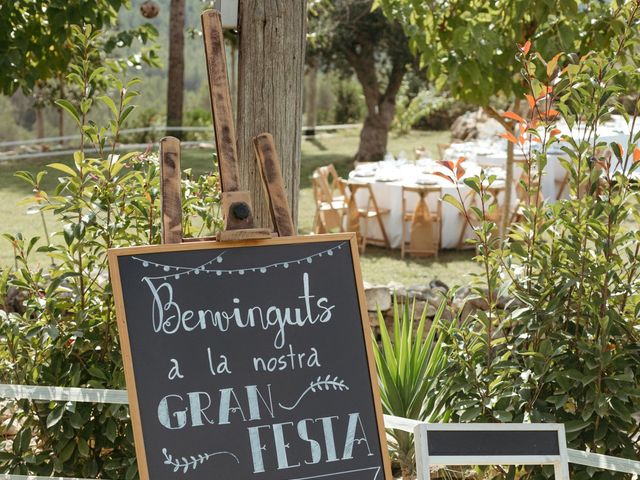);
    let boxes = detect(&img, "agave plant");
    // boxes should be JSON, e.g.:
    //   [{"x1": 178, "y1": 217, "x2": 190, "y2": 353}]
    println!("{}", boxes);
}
[{"x1": 371, "y1": 296, "x2": 454, "y2": 480}]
